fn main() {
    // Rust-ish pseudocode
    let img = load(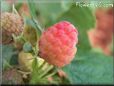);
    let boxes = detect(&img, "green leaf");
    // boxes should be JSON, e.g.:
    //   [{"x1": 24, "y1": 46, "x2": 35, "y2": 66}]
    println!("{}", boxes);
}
[
  {"x1": 63, "y1": 52, "x2": 113, "y2": 84},
  {"x1": 35, "y1": 1, "x2": 72, "y2": 25},
  {"x1": 27, "y1": 0, "x2": 37, "y2": 18},
  {"x1": 2, "y1": 44, "x2": 18, "y2": 70},
  {"x1": 23, "y1": 42, "x2": 33, "y2": 53}
]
